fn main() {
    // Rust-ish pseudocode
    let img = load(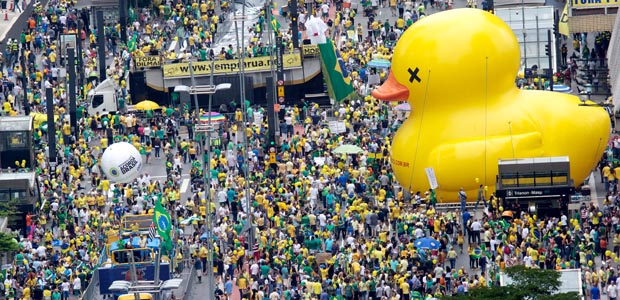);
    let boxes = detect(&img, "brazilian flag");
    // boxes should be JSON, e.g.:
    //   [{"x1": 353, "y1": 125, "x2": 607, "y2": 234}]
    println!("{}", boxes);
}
[
  {"x1": 270, "y1": 15, "x2": 281, "y2": 33},
  {"x1": 318, "y1": 39, "x2": 355, "y2": 102},
  {"x1": 154, "y1": 195, "x2": 173, "y2": 253},
  {"x1": 128, "y1": 34, "x2": 138, "y2": 52}
]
